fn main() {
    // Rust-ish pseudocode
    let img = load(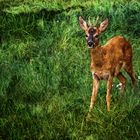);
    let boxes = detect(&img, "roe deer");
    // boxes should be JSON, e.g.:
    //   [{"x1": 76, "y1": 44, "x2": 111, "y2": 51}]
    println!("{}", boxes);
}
[{"x1": 79, "y1": 16, "x2": 136, "y2": 114}]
